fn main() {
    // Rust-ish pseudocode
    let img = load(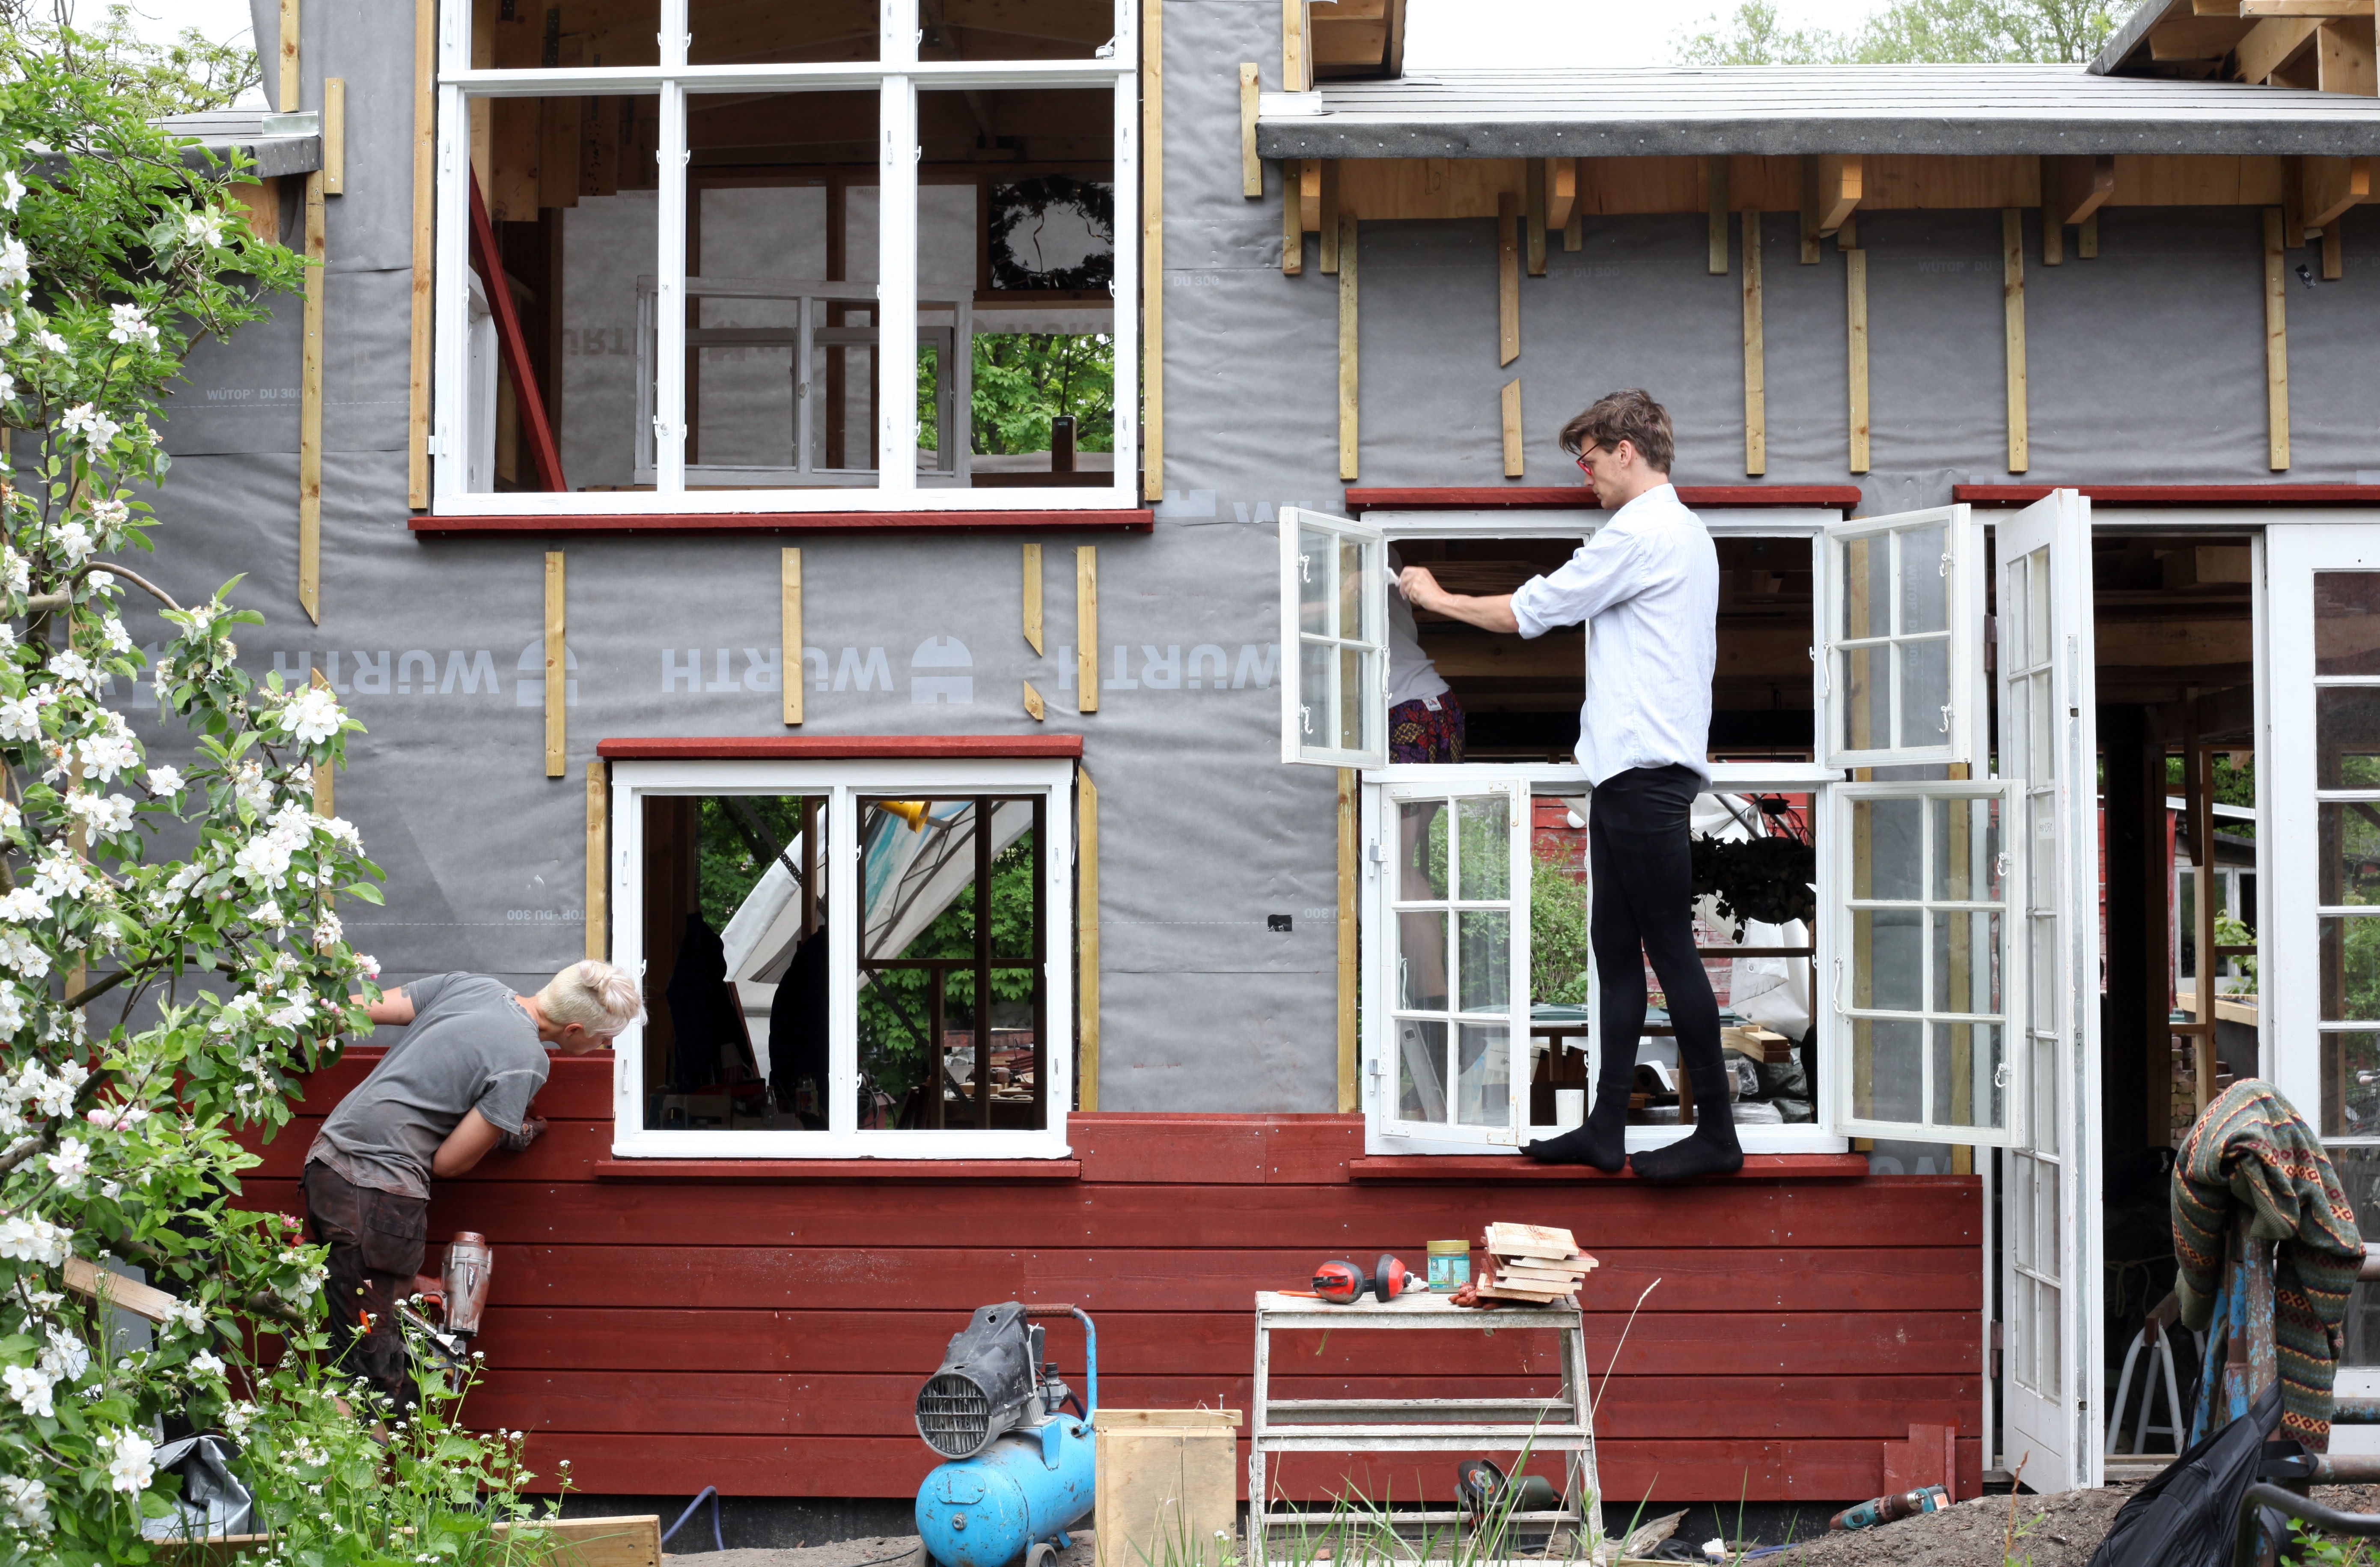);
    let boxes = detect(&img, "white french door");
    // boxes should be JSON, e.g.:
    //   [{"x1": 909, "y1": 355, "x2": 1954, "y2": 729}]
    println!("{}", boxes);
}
[{"x1": 1993, "y1": 489, "x2": 2101, "y2": 1495}]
